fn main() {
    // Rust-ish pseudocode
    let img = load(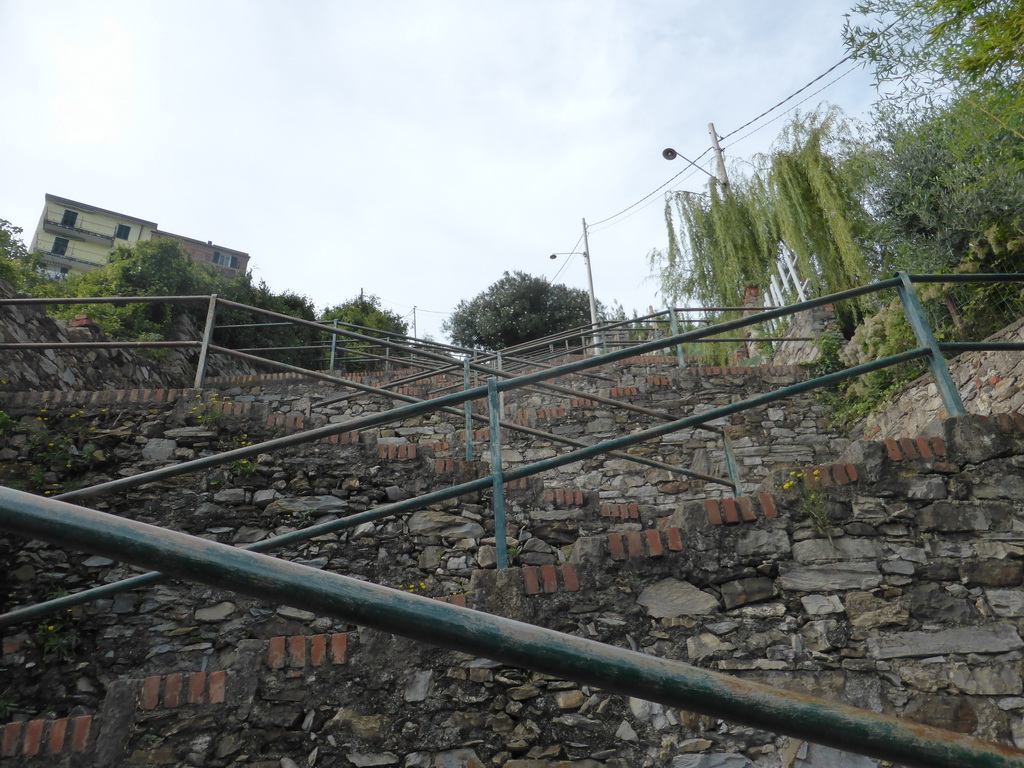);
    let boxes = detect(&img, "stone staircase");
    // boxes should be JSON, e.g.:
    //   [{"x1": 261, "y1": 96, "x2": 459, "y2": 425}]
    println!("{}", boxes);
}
[{"x1": 3, "y1": 358, "x2": 1024, "y2": 767}]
